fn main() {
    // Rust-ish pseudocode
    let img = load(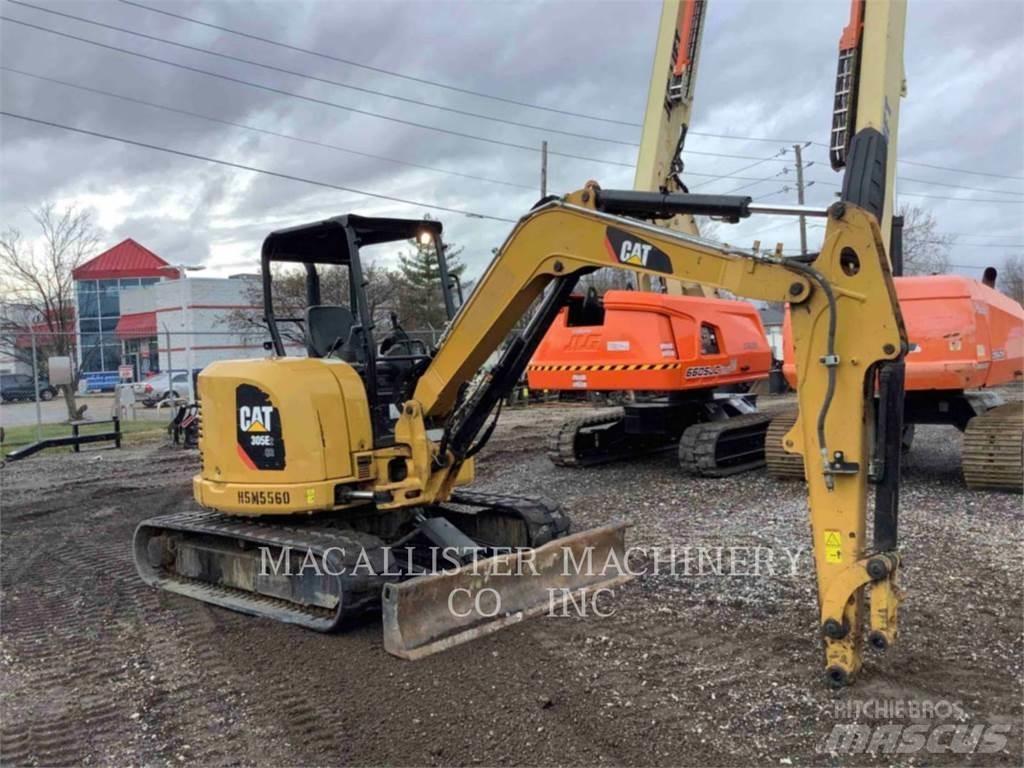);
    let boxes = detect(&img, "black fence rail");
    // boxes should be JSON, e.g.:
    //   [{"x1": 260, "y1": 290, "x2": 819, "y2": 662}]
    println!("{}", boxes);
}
[{"x1": 3, "y1": 418, "x2": 121, "y2": 462}]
